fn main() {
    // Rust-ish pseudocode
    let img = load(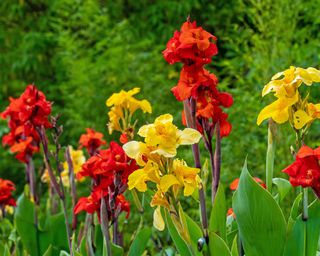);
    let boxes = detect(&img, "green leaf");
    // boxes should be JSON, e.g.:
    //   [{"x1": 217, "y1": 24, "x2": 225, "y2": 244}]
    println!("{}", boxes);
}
[
  {"x1": 232, "y1": 160, "x2": 286, "y2": 256},
  {"x1": 284, "y1": 200, "x2": 320, "y2": 256},
  {"x1": 162, "y1": 208, "x2": 193, "y2": 256},
  {"x1": 14, "y1": 193, "x2": 39, "y2": 256},
  {"x1": 208, "y1": 232, "x2": 231, "y2": 256},
  {"x1": 128, "y1": 227, "x2": 151, "y2": 256},
  {"x1": 111, "y1": 243, "x2": 124, "y2": 256},
  {"x1": 231, "y1": 235, "x2": 238, "y2": 256},
  {"x1": 184, "y1": 213, "x2": 204, "y2": 255},
  {"x1": 209, "y1": 183, "x2": 227, "y2": 241},
  {"x1": 272, "y1": 178, "x2": 292, "y2": 201}
]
